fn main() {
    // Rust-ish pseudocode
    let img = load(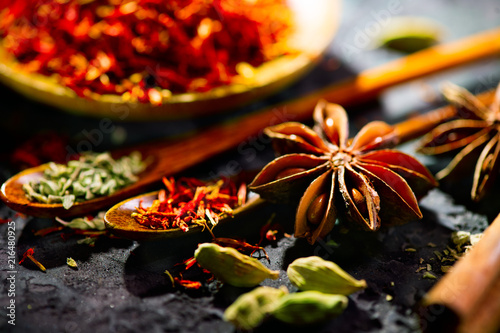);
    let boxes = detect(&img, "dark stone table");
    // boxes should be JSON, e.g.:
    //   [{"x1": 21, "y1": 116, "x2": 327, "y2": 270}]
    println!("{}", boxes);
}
[{"x1": 1, "y1": 1, "x2": 499, "y2": 332}]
